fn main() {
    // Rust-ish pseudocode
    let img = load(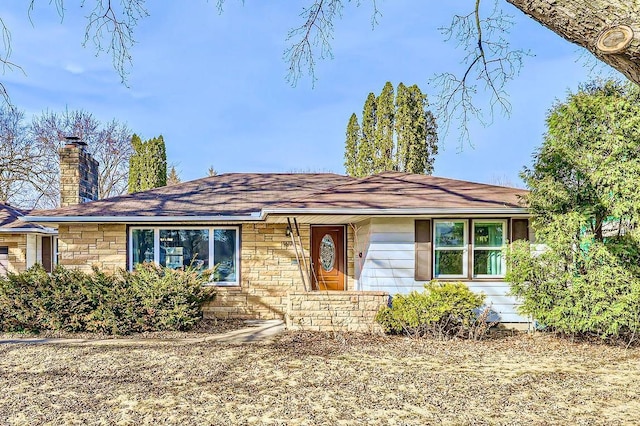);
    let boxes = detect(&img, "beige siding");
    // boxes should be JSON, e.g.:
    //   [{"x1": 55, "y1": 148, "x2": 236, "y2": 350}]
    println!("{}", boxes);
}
[
  {"x1": 57, "y1": 224, "x2": 127, "y2": 272},
  {"x1": 287, "y1": 291, "x2": 387, "y2": 332},
  {"x1": 206, "y1": 222, "x2": 357, "y2": 319},
  {"x1": 0, "y1": 234, "x2": 27, "y2": 274}
]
